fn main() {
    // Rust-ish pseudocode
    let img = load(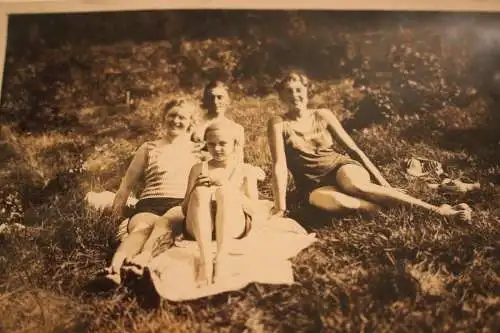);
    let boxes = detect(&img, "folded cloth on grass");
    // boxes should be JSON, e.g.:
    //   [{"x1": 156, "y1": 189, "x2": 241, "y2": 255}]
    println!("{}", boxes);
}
[
  {"x1": 144, "y1": 203, "x2": 316, "y2": 302},
  {"x1": 85, "y1": 190, "x2": 138, "y2": 212},
  {"x1": 404, "y1": 157, "x2": 444, "y2": 178}
]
